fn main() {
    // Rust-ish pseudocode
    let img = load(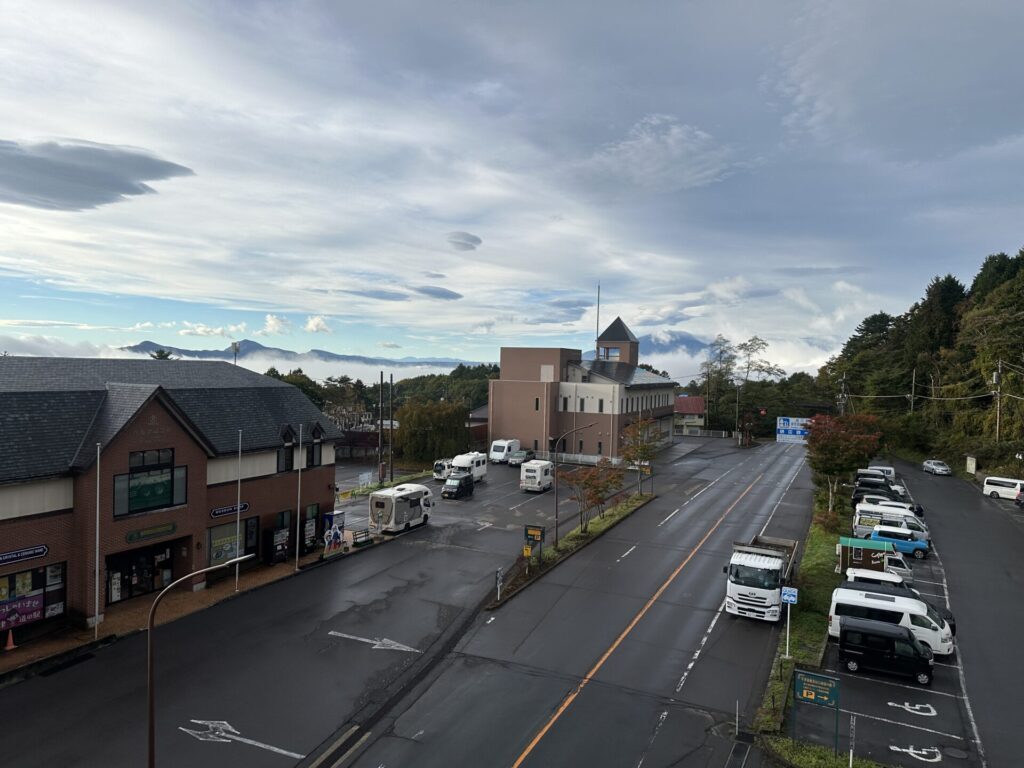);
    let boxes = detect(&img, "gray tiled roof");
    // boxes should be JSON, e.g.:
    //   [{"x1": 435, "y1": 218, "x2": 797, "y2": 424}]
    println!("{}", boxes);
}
[
  {"x1": 597, "y1": 317, "x2": 639, "y2": 343},
  {"x1": 576, "y1": 360, "x2": 677, "y2": 388},
  {"x1": 0, "y1": 357, "x2": 342, "y2": 485}
]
